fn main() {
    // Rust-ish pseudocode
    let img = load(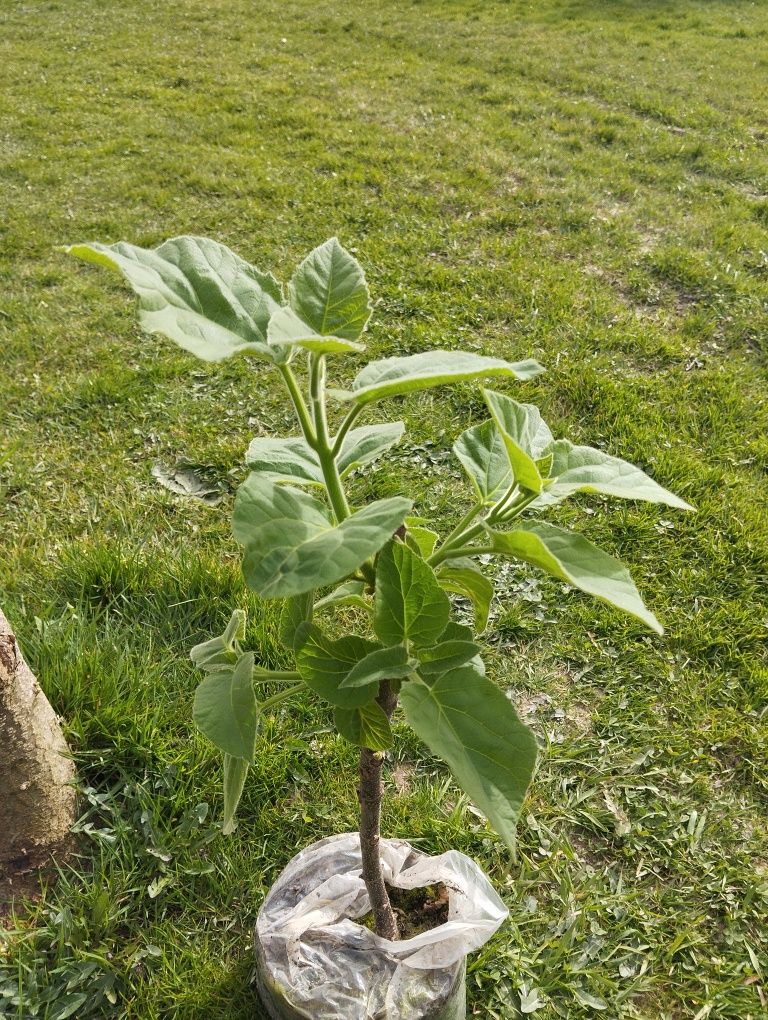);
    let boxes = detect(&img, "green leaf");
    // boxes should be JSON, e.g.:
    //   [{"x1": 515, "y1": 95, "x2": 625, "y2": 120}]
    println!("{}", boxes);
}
[
  {"x1": 64, "y1": 237, "x2": 282, "y2": 362},
  {"x1": 453, "y1": 420, "x2": 513, "y2": 504},
  {"x1": 417, "y1": 638, "x2": 480, "y2": 675},
  {"x1": 487, "y1": 521, "x2": 663, "y2": 633},
  {"x1": 297, "y1": 626, "x2": 380, "y2": 707},
  {"x1": 193, "y1": 652, "x2": 259, "y2": 760},
  {"x1": 483, "y1": 391, "x2": 554, "y2": 494},
  {"x1": 334, "y1": 701, "x2": 393, "y2": 751},
  {"x1": 339, "y1": 644, "x2": 414, "y2": 689},
  {"x1": 374, "y1": 540, "x2": 451, "y2": 648},
  {"x1": 244, "y1": 435, "x2": 323, "y2": 486},
  {"x1": 279, "y1": 592, "x2": 314, "y2": 652},
  {"x1": 337, "y1": 422, "x2": 406, "y2": 476},
  {"x1": 288, "y1": 237, "x2": 371, "y2": 340},
  {"x1": 330, "y1": 351, "x2": 544, "y2": 404},
  {"x1": 190, "y1": 609, "x2": 246, "y2": 671},
  {"x1": 405, "y1": 525, "x2": 440, "y2": 558},
  {"x1": 233, "y1": 476, "x2": 411, "y2": 597},
  {"x1": 400, "y1": 665, "x2": 538, "y2": 848},
  {"x1": 221, "y1": 755, "x2": 249, "y2": 836},
  {"x1": 437, "y1": 560, "x2": 494, "y2": 632},
  {"x1": 538, "y1": 440, "x2": 694, "y2": 510},
  {"x1": 267, "y1": 304, "x2": 365, "y2": 354},
  {"x1": 313, "y1": 580, "x2": 370, "y2": 613}
]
